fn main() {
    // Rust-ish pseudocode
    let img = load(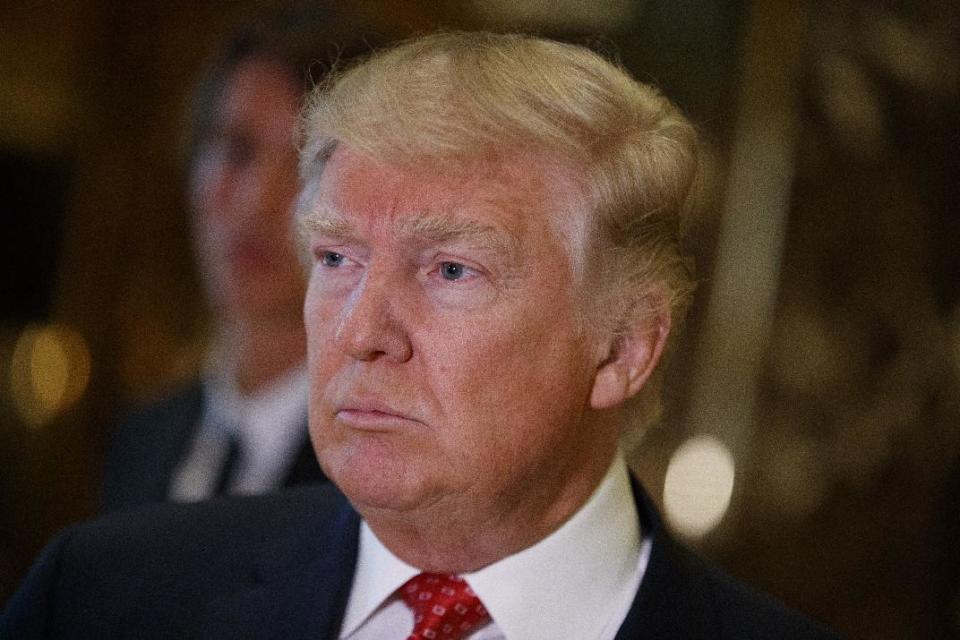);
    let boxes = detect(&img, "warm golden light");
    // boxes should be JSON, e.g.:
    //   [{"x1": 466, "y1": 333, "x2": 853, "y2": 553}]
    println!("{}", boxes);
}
[
  {"x1": 663, "y1": 435, "x2": 736, "y2": 539},
  {"x1": 10, "y1": 323, "x2": 91, "y2": 428}
]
